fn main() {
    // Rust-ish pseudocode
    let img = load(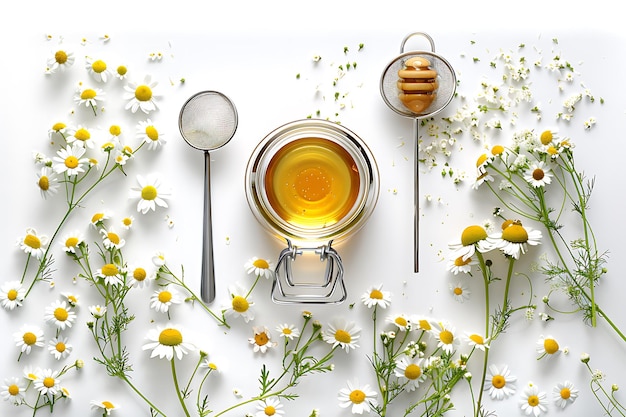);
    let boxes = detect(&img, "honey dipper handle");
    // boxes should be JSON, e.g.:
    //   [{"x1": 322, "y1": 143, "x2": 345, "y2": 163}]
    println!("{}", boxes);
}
[
  {"x1": 201, "y1": 150, "x2": 216, "y2": 303},
  {"x1": 413, "y1": 118, "x2": 420, "y2": 273}
]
